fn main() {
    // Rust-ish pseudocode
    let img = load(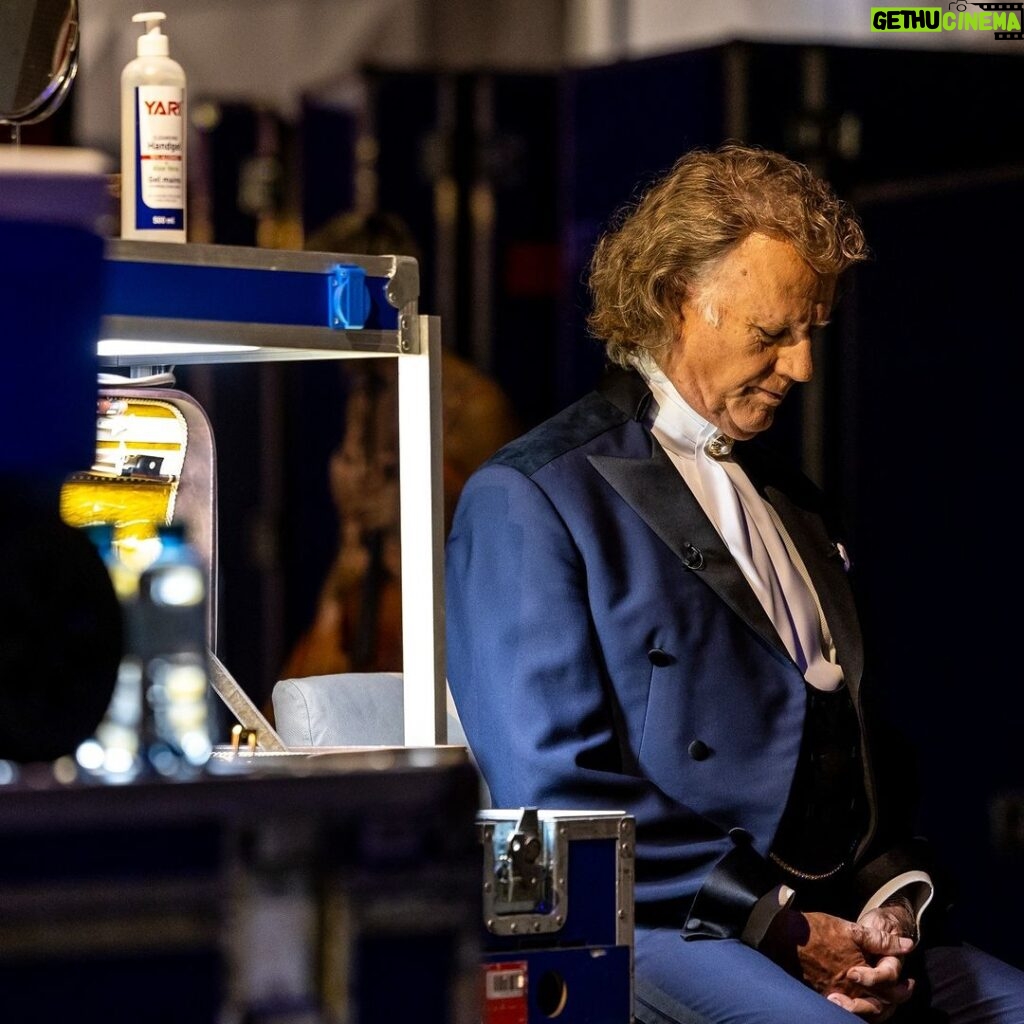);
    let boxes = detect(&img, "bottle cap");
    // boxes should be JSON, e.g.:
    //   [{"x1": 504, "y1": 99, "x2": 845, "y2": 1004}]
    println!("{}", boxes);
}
[{"x1": 133, "y1": 11, "x2": 169, "y2": 57}]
